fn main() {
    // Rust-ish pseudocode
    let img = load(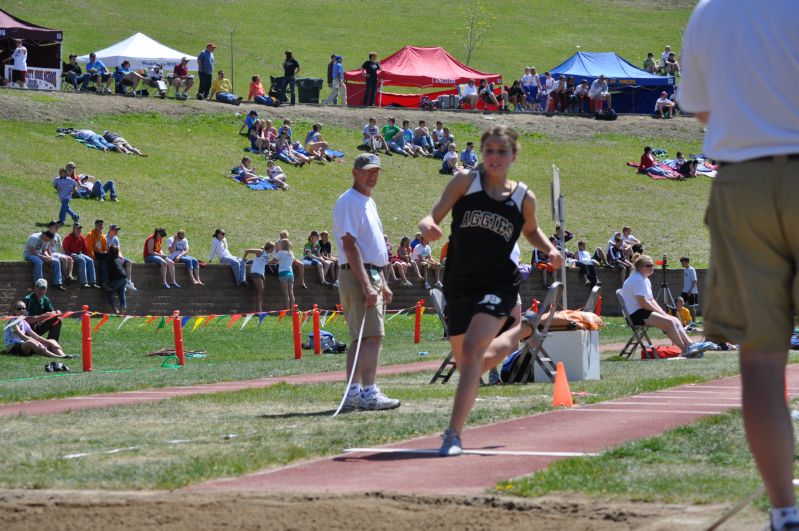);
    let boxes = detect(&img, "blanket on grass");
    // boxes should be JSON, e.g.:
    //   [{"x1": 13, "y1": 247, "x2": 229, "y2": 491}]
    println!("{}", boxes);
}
[
  {"x1": 229, "y1": 169, "x2": 279, "y2": 190},
  {"x1": 626, "y1": 161, "x2": 684, "y2": 180}
]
